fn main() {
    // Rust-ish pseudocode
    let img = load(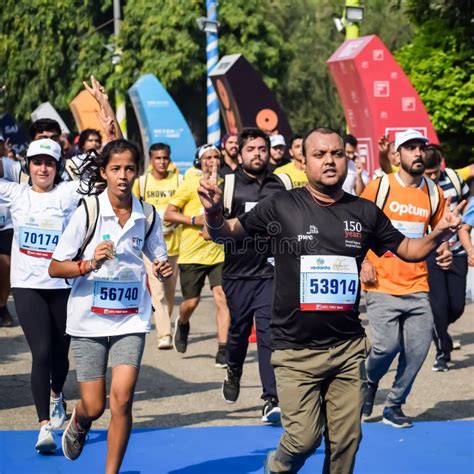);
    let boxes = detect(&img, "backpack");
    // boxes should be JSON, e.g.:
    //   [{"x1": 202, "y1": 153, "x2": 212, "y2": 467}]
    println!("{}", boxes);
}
[
  {"x1": 223, "y1": 172, "x2": 293, "y2": 216},
  {"x1": 374, "y1": 174, "x2": 440, "y2": 217},
  {"x1": 73, "y1": 195, "x2": 156, "y2": 260},
  {"x1": 444, "y1": 168, "x2": 463, "y2": 200}
]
